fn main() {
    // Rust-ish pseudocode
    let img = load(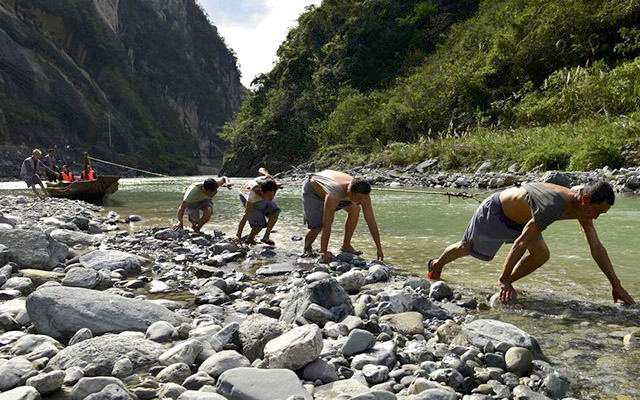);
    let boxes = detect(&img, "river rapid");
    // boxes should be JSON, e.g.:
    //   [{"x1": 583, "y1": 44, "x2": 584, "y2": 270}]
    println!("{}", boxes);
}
[{"x1": 1, "y1": 176, "x2": 639, "y2": 398}]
